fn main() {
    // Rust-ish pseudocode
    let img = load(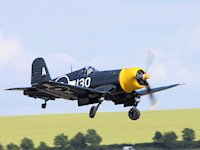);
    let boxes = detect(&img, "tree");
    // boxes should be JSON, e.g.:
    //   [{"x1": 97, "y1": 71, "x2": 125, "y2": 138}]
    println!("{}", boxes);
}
[
  {"x1": 182, "y1": 128, "x2": 196, "y2": 141},
  {"x1": 85, "y1": 129, "x2": 102, "y2": 146},
  {"x1": 70, "y1": 132, "x2": 87, "y2": 150},
  {"x1": 7, "y1": 143, "x2": 20, "y2": 150},
  {"x1": 162, "y1": 131, "x2": 178, "y2": 148},
  {"x1": 153, "y1": 131, "x2": 163, "y2": 143},
  {"x1": 20, "y1": 137, "x2": 34, "y2": 150},
  {"x1": 0, "y1": 144, "x2": 3, "y2": 150},
  {"x1": 37, "y1": 141, "x2": 50, "y2": 150},
  {"x1": 54, "y1": 133, "x2": 69, "y2": 150}
]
